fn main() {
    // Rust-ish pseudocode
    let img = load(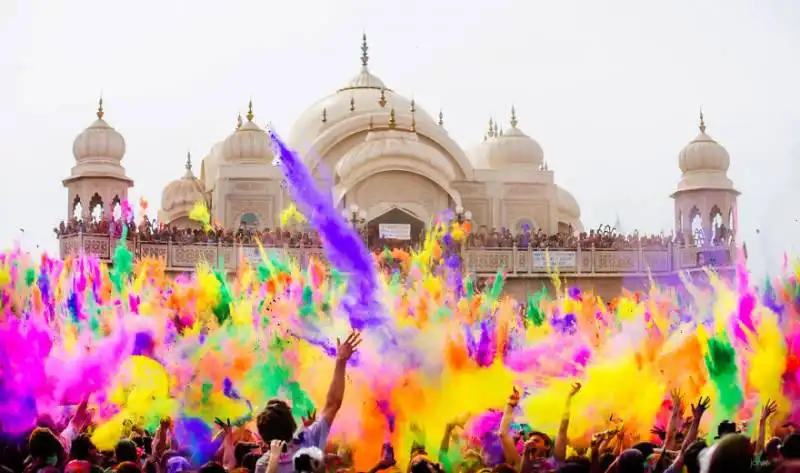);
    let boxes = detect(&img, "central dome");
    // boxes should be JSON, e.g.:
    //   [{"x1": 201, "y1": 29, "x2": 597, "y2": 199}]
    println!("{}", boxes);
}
[
  {"x1": 223, "y1": 101, "x2": 274, "y2": 163},
  {"x1": 288, "y1": 35, "x2": 438, "y2": 156}
]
